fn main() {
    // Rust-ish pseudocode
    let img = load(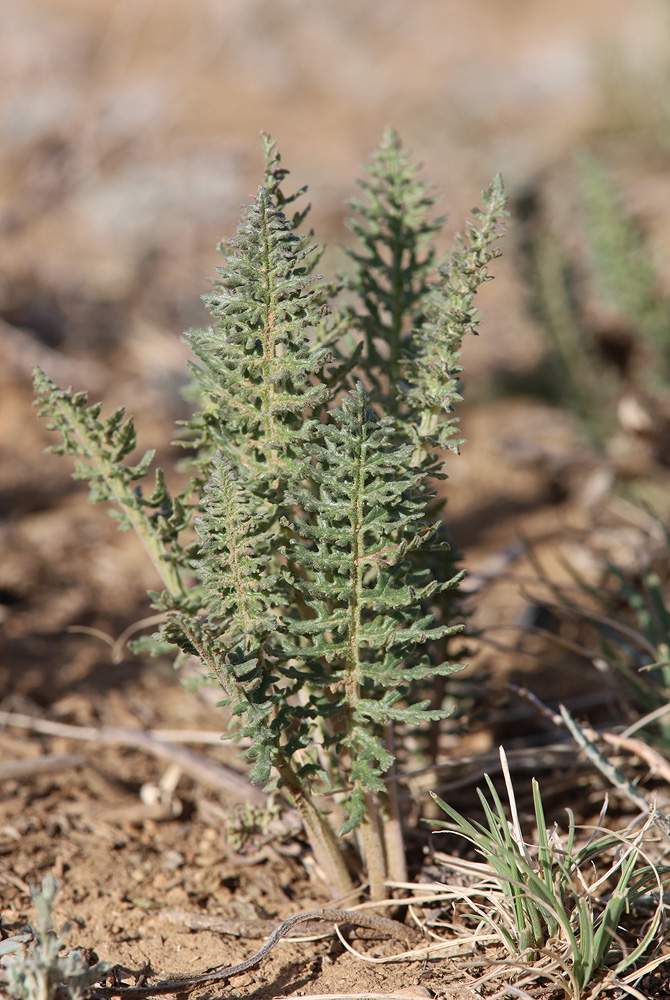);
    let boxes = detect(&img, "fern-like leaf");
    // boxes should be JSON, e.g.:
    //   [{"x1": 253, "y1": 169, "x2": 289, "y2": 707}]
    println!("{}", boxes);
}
[
  {"x1": 32, "y1": 368, "x2": 191, "y2": 601},
  {"x1": 344, "y1": 128, "x2": 443, "y2": 392},
  {"x1": 404, "y1": 172, "x2": 509, "y2": 454},
  {"x1": 180, "y1": 186, "x2": 333, "y2": 486},
  {"x1": 283, "y1": 384, "x2": 464, "y2": 831}
]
